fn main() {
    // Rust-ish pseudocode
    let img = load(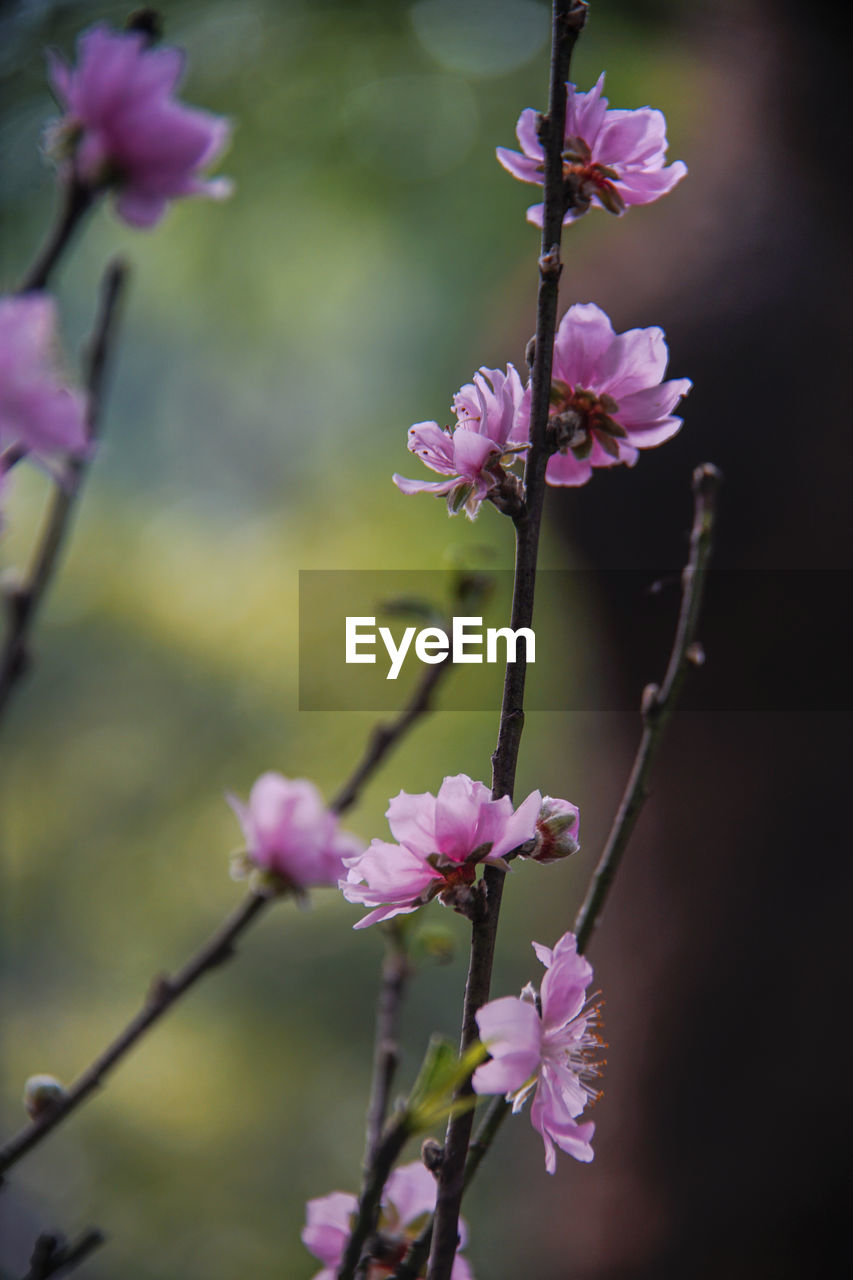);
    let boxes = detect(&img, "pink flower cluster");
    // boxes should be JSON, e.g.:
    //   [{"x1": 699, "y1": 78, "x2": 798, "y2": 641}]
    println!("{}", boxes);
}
[
  {"x1": 497, "y1": 73, "x2": 686, "y2": 225},
  {"x1": 0, "y1": 294, "x2": 88, "y2": 520},
  {"x1": 393, "y1": 366, "x2": 526, "y2": 519},
  {"x1": 228, "y1": 773, "x2": 363, "y2": 895},
  {"x1": 473, "y1": 931, "x2": 604, "y2": 1173},
  {"x1": 303, "y1": 1161, "x2": 473, "y2": 1280},
  {"x1": 47, "y1": 24, "x2": 232, "y2": 227},
  {"x1": 395, "y1": 304, "x2": 690, "y2": 508},
  {"x1": 341, "y1": 773, "x2": 549, "y2": 928}
]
